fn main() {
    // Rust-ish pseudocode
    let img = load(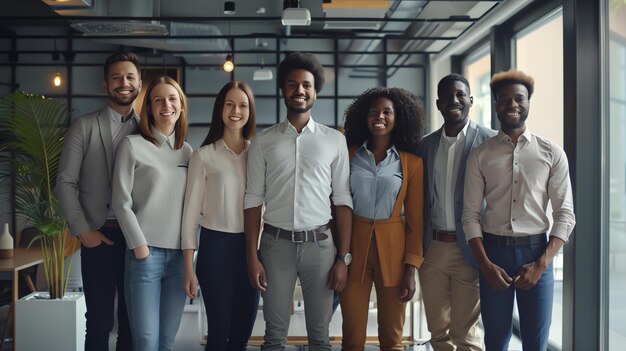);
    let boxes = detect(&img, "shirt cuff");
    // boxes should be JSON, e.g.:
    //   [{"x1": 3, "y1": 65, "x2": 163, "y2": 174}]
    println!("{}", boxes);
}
[
  {"x1": 331, "y1": 194, "x2": 353, "y2": 209},
  {"x1": 463, "y1": 223, "x2": 483, "y2": 241},
  {"x1": 244, "y1": 194, "x2": 264, "y2": 210},
  {"x1": 549, "y1": 223, "x2": 572, "y2": 243}
]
